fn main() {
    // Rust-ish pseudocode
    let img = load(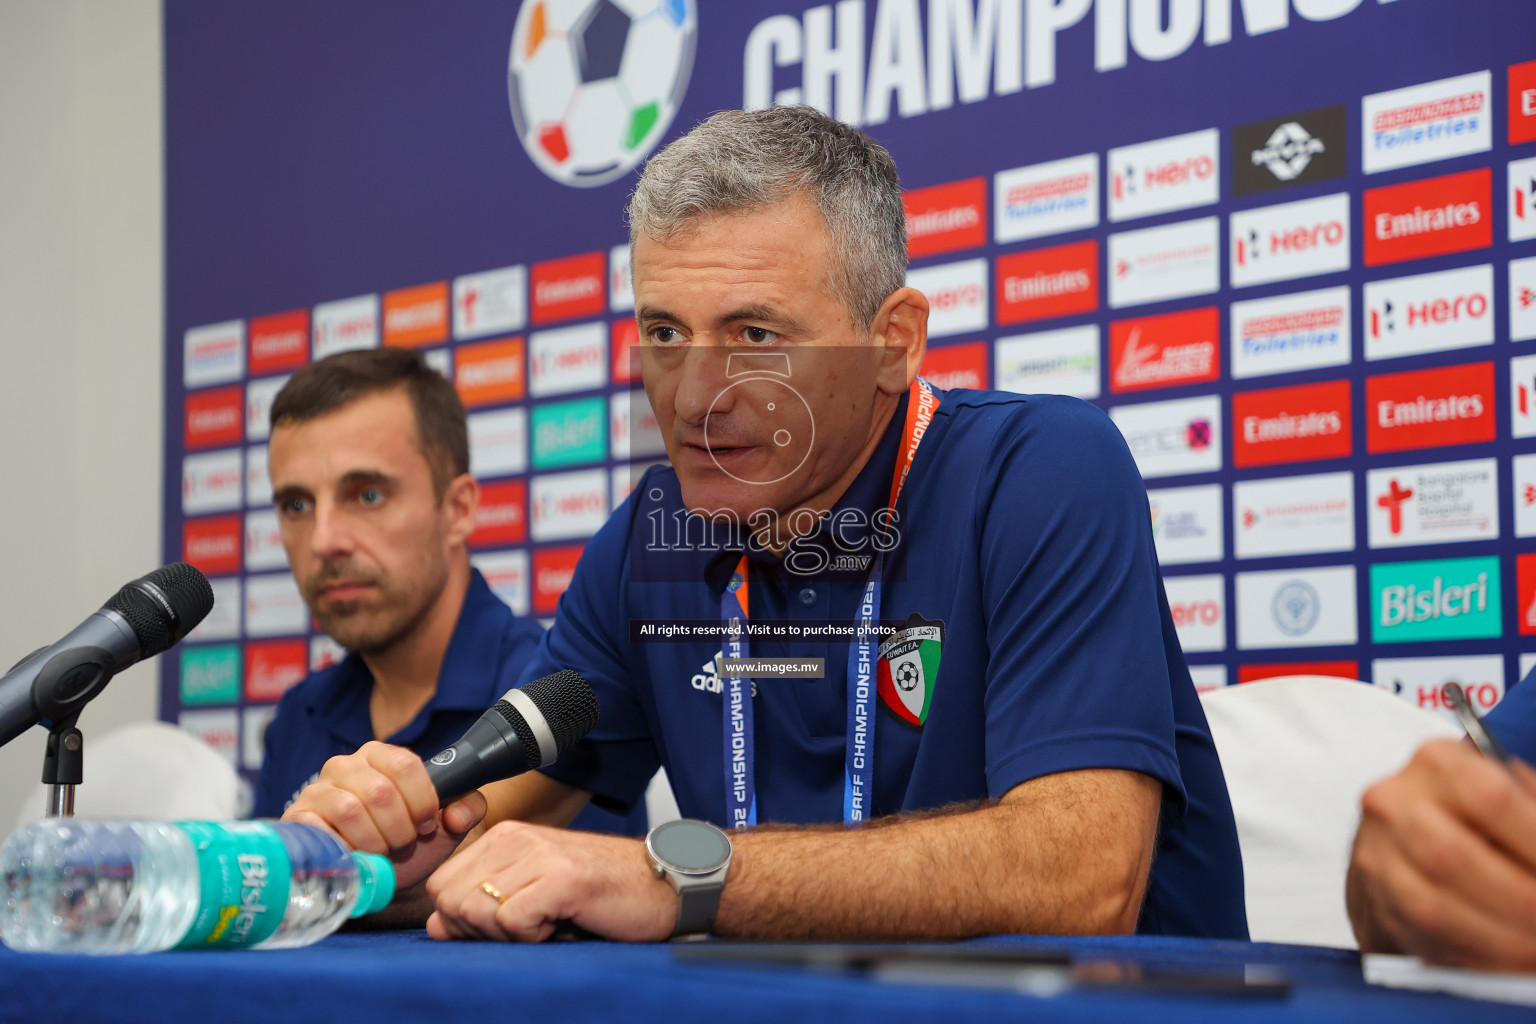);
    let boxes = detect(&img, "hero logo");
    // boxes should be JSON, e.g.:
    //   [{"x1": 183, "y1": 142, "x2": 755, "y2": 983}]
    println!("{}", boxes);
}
[
  {"x1": 243, "y1": 509, "x2": 287, "y2": 572},
  {"x1": 1372, "y1": 656, "x2": 1504, "y2": 720},
  {"x1": 530, "y1": 322, "x2": 607, "y2": 398},
  {"x1": 908, "y1": 258, "x2": 988, "y2": 338},
  {"x1": 1509, "y1": 354, "x2": 1536, "y2": 440},
  {"x1": 531, "y1": 469, "x2": 608, "y2": 542},
  {"x1": 1364, "y1": 264, "x2": 1493, "y2": 361},
  {"x1": 1510, "y1": 157, "x2": 1536, "y2": 243},
  {"x1": 1362, "y1": 72, "x2": 1491, "y2": 175},
  {"x1": 1163, "y1": 574, "x2": 1225, "y2": 653},
  {"x1": 312, "y1": 295, "x2": 379, "y2": 360},
  {"x1": 1363, "y1": 168, "x2": 1491, "y2": 267},
  {"x1": 609, "y1": 244, "x2": 634, "y2": 313},
  {"x1": 183, "y1": 450, "x2": 244, "y2": 515},
  {"x1": 1513, "y1": 256, "x2": 1536, "y2": 344},
  {"x1": 1108, "y1": 129, "x2": 1219, "y2": 222},
  {"x1": 1230, "y1": 192, "x2": 1350, "y2": 288}
]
